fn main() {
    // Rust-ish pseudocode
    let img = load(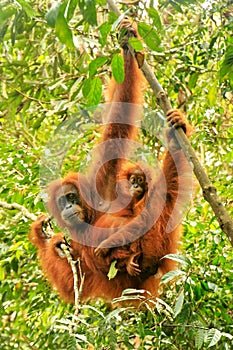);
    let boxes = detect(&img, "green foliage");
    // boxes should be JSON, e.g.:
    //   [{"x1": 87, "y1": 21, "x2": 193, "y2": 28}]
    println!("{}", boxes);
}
[
  {"x1": 138, "y1": 22, "x2": 161, "y2": 51},
  {"x1": 82, "y1": 77, "x2": 102, "y2": 106},
  {"x1": 55, "y1": 11, "x2": 74, "y2": 48},
  {"x1": 111, "y1": 53, "x2": 125, "y2": 83},
  {"x1": 0, "y1": 0, "x2": 233, "y2": 349}
]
